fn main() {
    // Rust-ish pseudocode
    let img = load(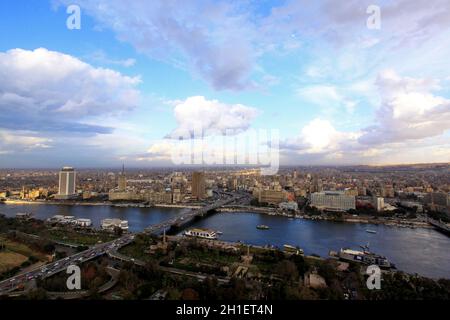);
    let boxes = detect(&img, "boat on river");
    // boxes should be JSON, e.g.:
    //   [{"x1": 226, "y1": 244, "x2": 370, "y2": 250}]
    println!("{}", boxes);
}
[
  {"x1": 184, "y1": 228, "x2": 218, "y2": 240},
  {"x1": 337, "y1": 244, "x2": 395, "y2": 269},
  {"x1": 283, "y1": 244, "x2": 304, "y2": 255}
]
